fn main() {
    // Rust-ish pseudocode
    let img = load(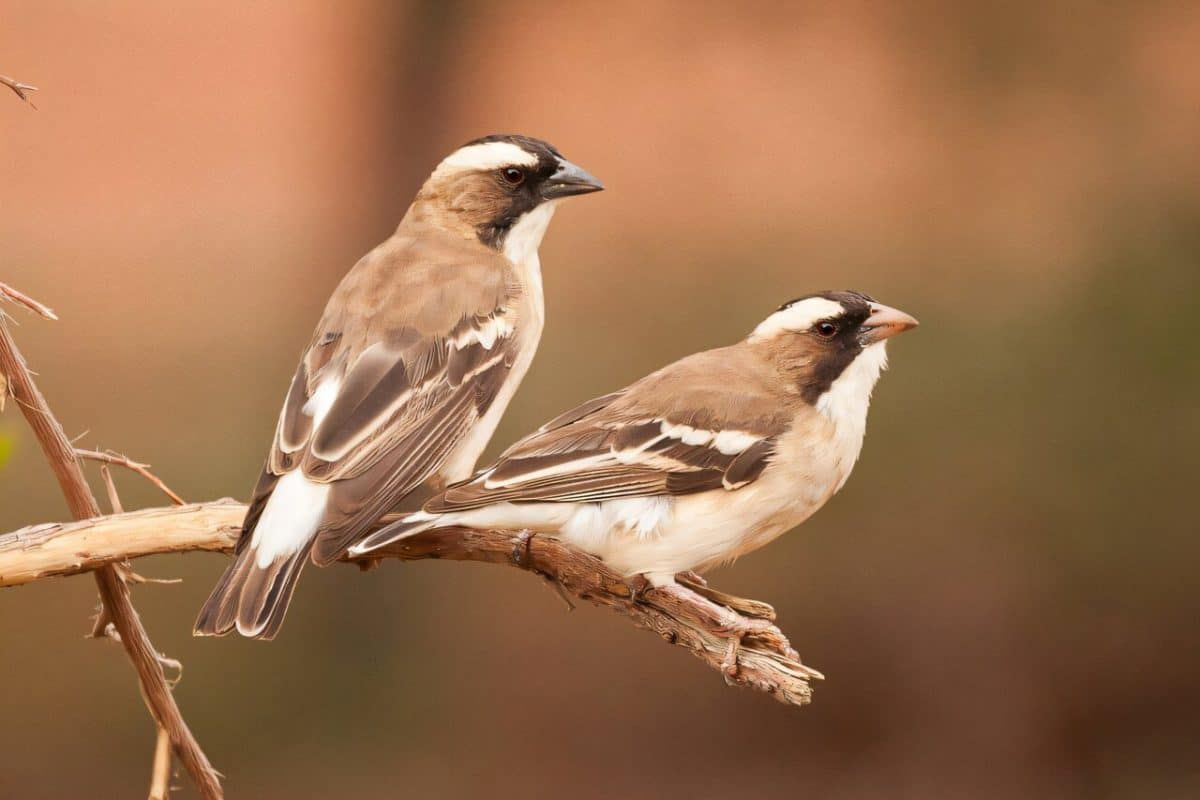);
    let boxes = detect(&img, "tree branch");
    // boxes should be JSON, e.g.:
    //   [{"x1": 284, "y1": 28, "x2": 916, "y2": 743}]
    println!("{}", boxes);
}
[
  {"x1": 148, "y1": 726, "x2": 173, "y2": 800},
  {"x1": 1, "y1": 281, "x2": 57, "y2": 319},
  {"x1": 0, "y1": 295, "x2": 223, "y2": 798},
  {"x1": 0, "y1": 73, "x2": 38, "y2": 108},
  {"x1": 0, "y1": 501, "x2": 822, "y2": 707}
]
